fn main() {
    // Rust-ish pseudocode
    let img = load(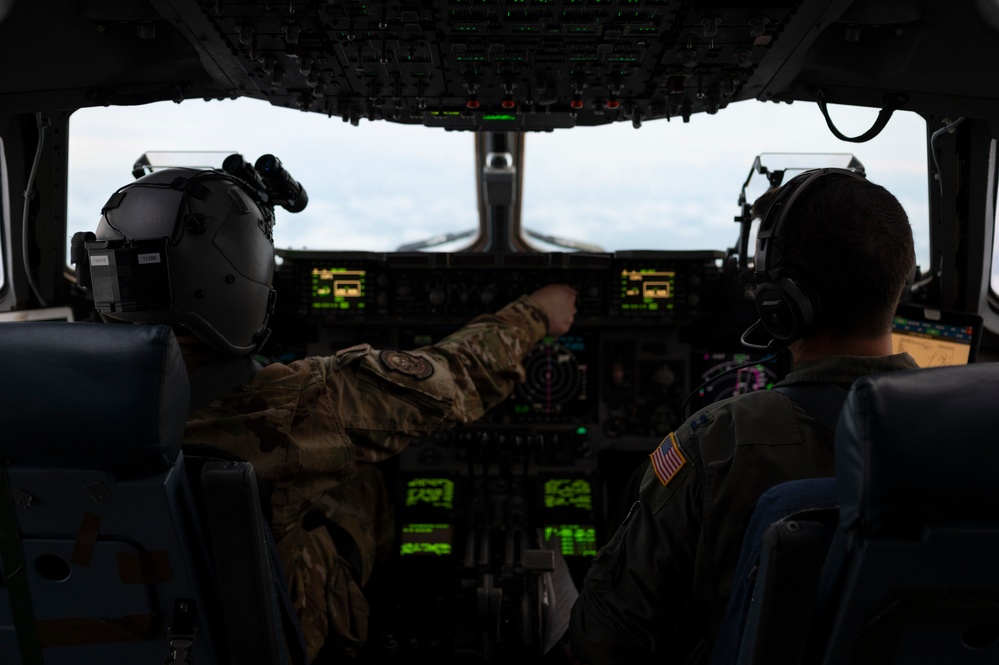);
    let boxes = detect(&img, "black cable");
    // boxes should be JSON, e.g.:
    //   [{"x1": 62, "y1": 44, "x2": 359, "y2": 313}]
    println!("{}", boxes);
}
[
  {"x1": 21, "y1": 113, "x2": 50, "y2": 307},
  {"x1": 815, "y1": 90, "x2": 905, "y2": 143}
]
